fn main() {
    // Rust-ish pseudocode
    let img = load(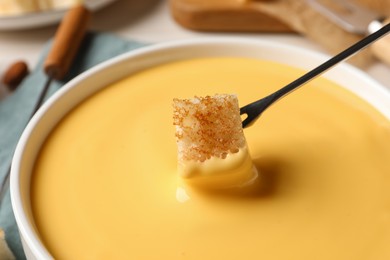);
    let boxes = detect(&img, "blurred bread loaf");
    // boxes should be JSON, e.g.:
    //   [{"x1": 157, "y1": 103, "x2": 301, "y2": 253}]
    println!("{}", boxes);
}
[
  {"x1": 0, "y1": 0, "x2": 80, "y2": 15},
  {"x1": 0, "y1": 0, "x2": 38, "y2": 15}
]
